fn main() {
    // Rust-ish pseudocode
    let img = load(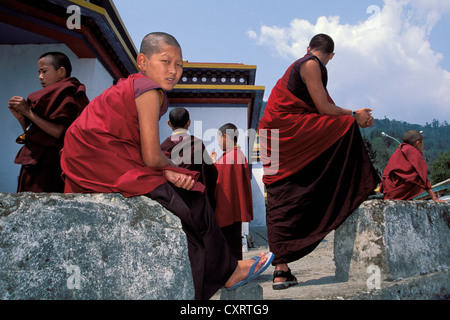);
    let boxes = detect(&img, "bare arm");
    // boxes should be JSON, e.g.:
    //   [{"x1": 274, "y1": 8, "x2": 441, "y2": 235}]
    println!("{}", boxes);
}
[
  {"x1": 8, "y1": 96, "x2": 66, "y2": 139},
  {"x1": 301, "y1": 59, "x2": 350, "y2": 116},
  {"x1": 426, "y1": 188, "x2": 443, "y2": 202},
  {"x1": 135, "y1": 90, "x2": 173, "y2": 168},
  {"x1": 300, "y1": 60, "x2": 374, "y2": 128},
  {"x1": 135, "y1": 90, "x2": 194, "y2": 190}
]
